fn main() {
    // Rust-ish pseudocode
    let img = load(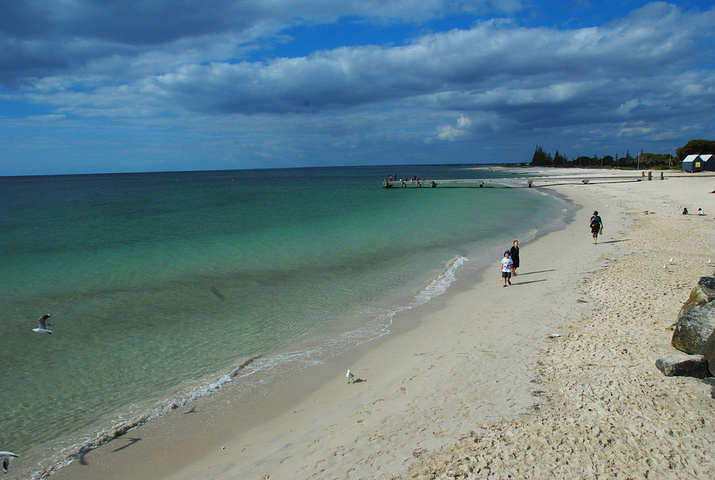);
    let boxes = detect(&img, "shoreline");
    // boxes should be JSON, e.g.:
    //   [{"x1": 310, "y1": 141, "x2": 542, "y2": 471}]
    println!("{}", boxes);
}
[
  {"x1": 51, "y1": 170, "x2": 715, "y2": 479},
  {"x1": 404, "y1": 171, "x2": 715, "y2": 478}
]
